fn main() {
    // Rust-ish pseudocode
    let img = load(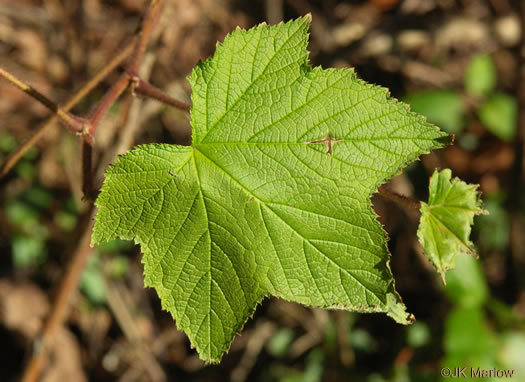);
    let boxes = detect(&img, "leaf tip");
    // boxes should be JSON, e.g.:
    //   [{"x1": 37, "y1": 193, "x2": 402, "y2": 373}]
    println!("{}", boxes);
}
[
  {"x1": 385, "y1": 293, "x2": 415, "y2": 325},
  {"x1": 303, "y1": 13, "x2": 313, "y2": 23},
  {"x1": 439, "y1": 271, "x2": 446, "y2": 285}
]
